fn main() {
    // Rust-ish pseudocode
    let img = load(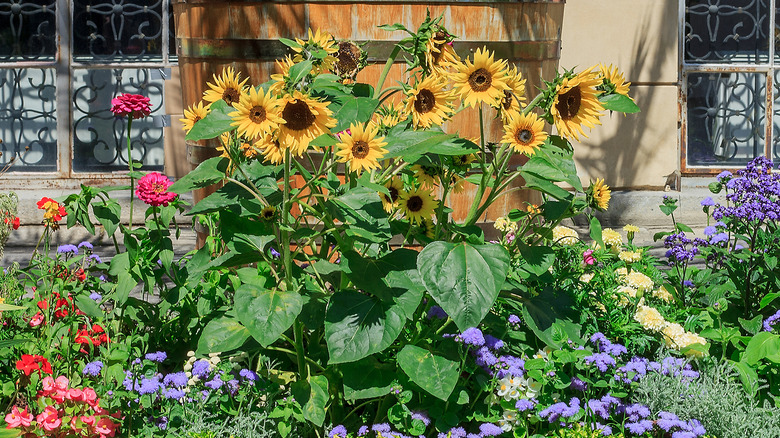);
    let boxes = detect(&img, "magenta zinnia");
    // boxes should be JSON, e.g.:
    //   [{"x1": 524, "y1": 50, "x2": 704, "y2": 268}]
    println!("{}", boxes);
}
[
  {"x1": 110, "y1": 93, "x2": 152, "y2": 118},
  {"x1": 135, "y1": 172, "x2": 177, "y2": 207}
]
